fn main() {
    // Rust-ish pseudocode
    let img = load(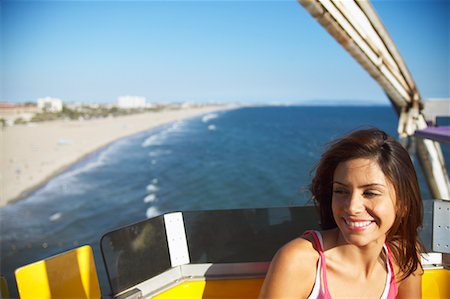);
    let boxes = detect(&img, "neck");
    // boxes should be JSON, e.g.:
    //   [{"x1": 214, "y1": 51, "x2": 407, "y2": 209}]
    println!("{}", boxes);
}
[{"x1": 334, "y1": 230, "x2": 386, "y2": 277}]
